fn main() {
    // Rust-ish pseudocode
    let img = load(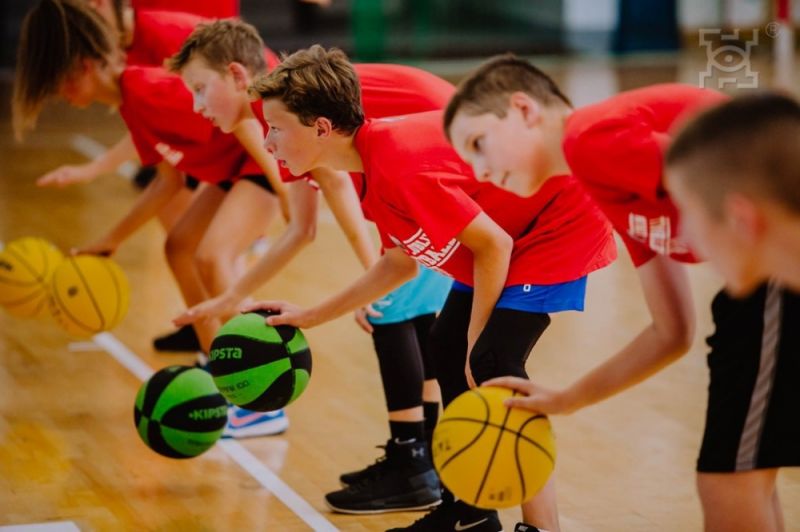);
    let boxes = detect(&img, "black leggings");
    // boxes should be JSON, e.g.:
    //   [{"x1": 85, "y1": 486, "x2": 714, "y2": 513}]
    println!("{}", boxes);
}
[
  {"x1": 371, "y1": 314, "x2": 437, "y2": 412},
  {"x1": 430, "y1": 289, "x2": 551, "y2": 407}
]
